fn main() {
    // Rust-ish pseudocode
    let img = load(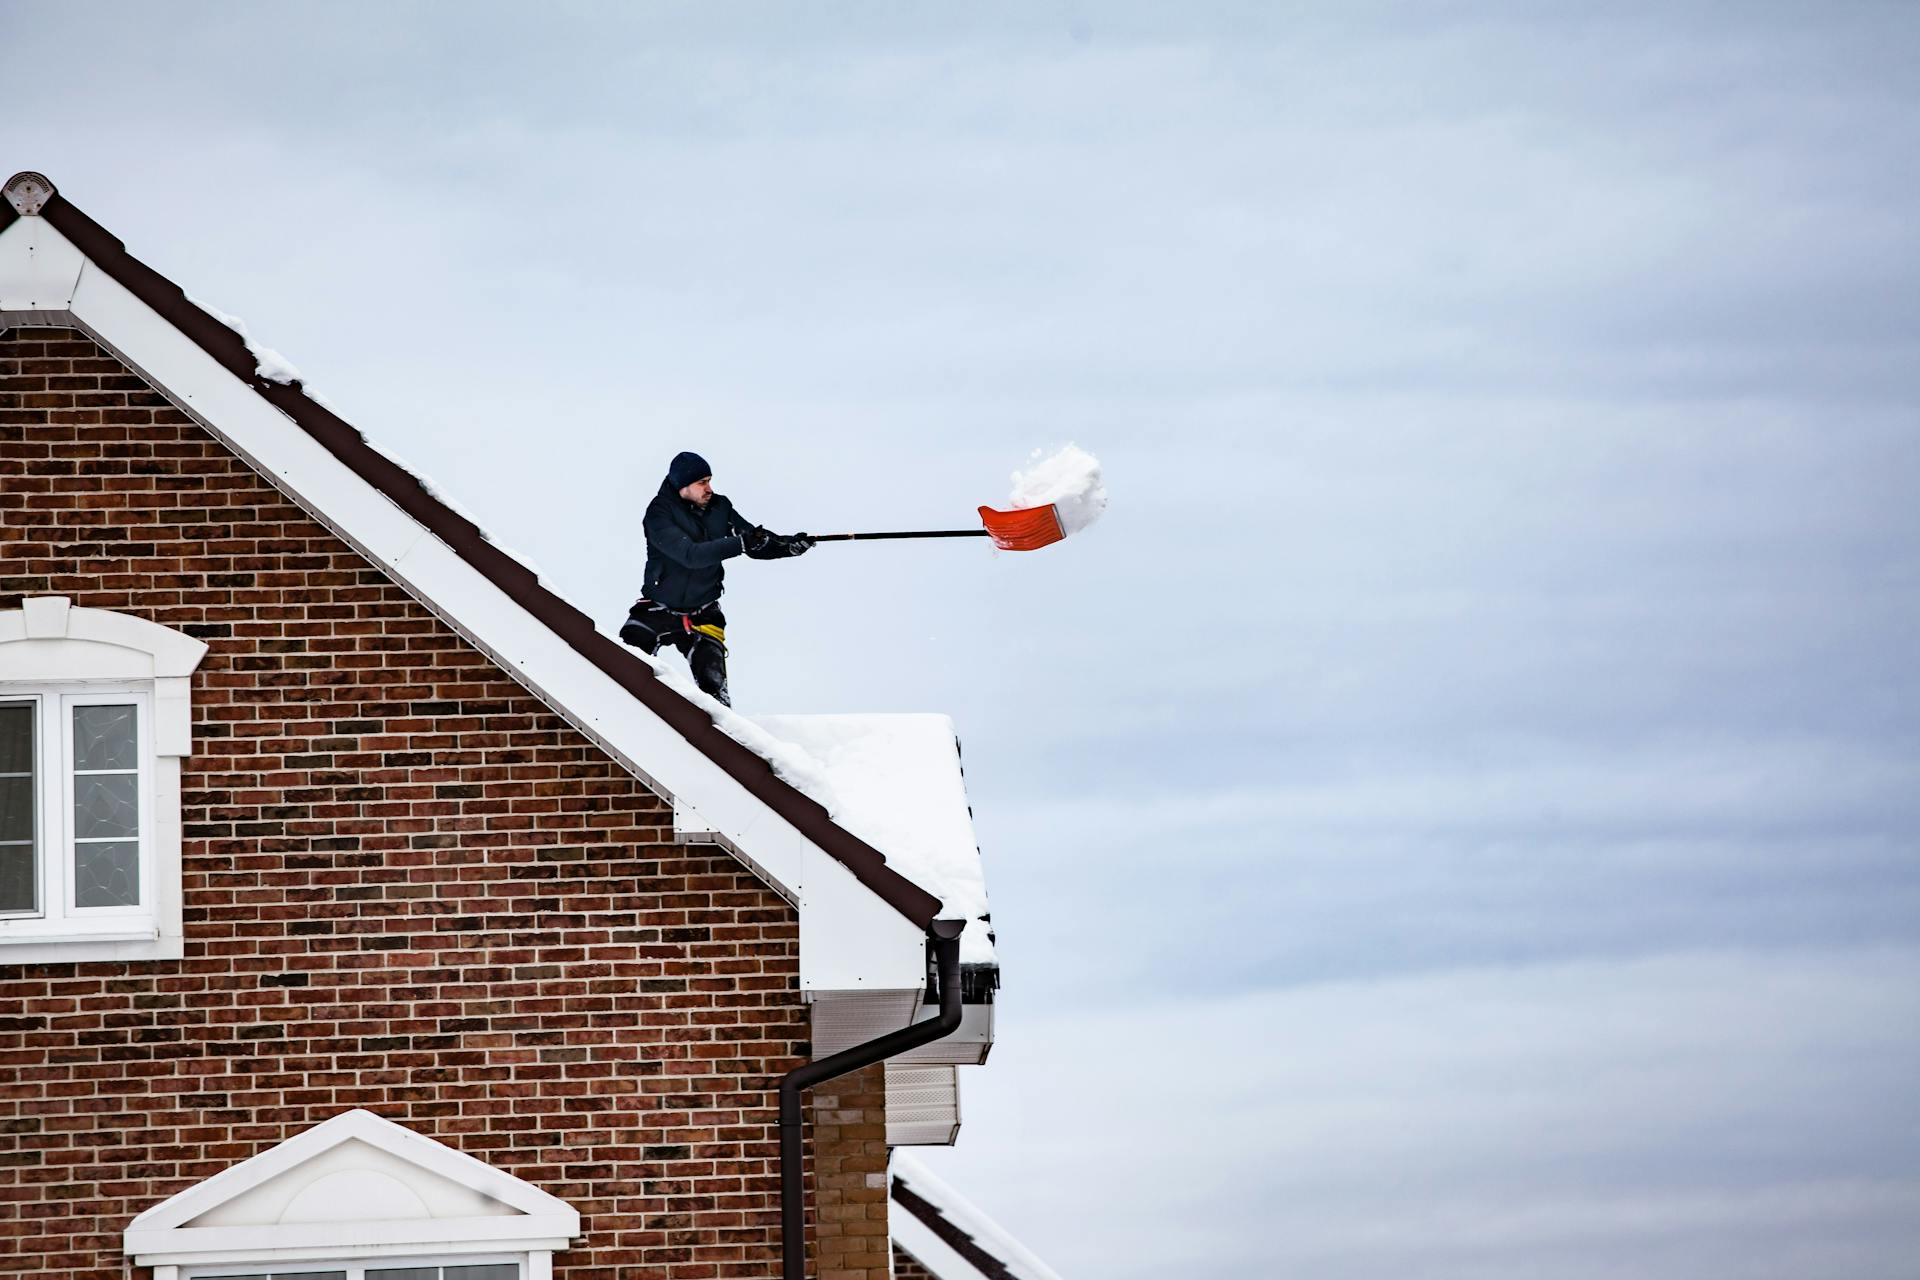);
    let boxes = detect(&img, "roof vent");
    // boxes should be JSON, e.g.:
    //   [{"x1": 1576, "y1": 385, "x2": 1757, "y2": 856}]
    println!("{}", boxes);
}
[{"x1": 5, "y1": 172, "x2": 55, "y2": 216}]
